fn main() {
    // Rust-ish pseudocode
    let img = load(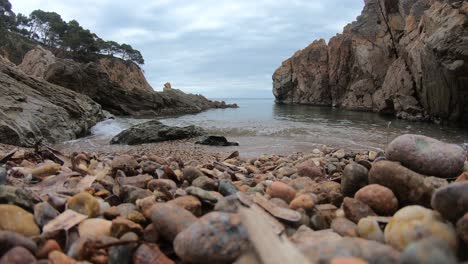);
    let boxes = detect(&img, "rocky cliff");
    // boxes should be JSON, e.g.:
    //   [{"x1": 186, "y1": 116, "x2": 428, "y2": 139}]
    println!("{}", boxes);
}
[
  {"x1": 273, "y1": 0, "x2": 467, "y2": 124},
  {"x1": 0, "y1": 55, "x2": 104, "y2": 147},
  {"x1": 20, "y1": 46, "x2": 236, "y2": 116}
]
